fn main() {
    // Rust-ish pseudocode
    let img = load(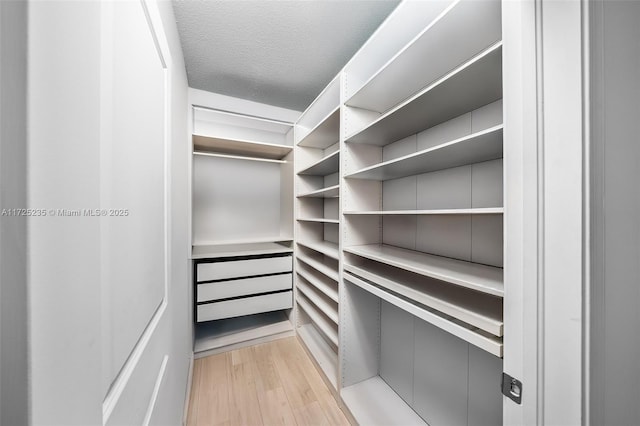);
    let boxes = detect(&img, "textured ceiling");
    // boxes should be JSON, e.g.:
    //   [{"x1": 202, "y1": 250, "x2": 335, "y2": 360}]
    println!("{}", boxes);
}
[{"x1": 172, "y1": 0, "x2": 400, "y2": 111}]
